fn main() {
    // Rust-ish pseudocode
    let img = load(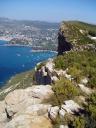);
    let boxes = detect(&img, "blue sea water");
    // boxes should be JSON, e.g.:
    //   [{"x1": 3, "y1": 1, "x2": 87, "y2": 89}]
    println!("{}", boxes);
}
[{"x1": 0, "y1": 40, "x2": 56, "y2": 87}]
